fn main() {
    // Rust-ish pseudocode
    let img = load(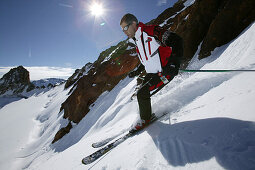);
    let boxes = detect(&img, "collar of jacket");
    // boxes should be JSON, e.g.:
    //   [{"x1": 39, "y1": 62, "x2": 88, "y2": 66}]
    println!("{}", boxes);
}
[
  {"x1": 134, "y1": 22, "x2": 146, "y2": 41},
  {"x1": 137, "y1": 22, "x2": 145, "y2": 31}
]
